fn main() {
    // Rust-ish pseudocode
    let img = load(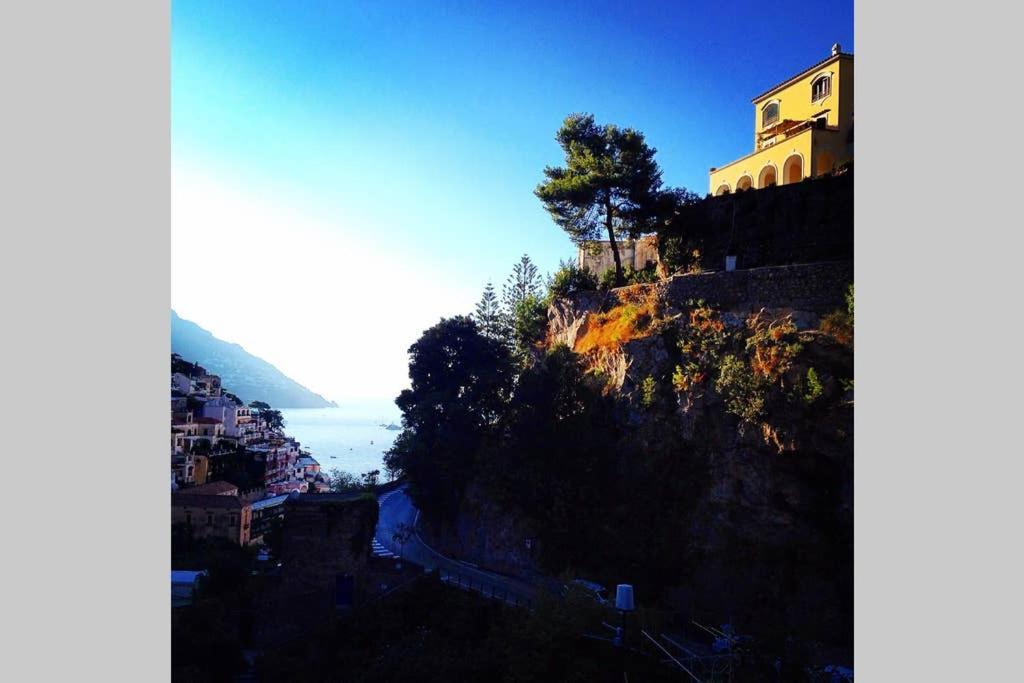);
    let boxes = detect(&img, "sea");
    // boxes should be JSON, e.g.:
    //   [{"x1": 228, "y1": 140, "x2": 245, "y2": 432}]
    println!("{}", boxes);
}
[{"x1": 280, "y1": 402, "x2": 402, "y2": 479}]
